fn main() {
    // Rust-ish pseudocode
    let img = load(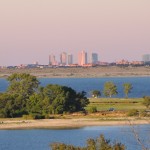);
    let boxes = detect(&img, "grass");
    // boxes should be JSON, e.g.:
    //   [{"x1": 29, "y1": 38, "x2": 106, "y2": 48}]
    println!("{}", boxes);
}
[{"x1": 86, "y1": 98, "x2": 145, "y2": 111}]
